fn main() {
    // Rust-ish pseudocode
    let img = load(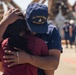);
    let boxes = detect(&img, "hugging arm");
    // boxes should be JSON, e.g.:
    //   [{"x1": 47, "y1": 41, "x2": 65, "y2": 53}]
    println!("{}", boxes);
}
[
  {"x1": 3, "y1": 28, "x2": 62, "y2": 71},
  {"x1": 3, "y1": 48, "x2": 61, "y2": 70}
]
